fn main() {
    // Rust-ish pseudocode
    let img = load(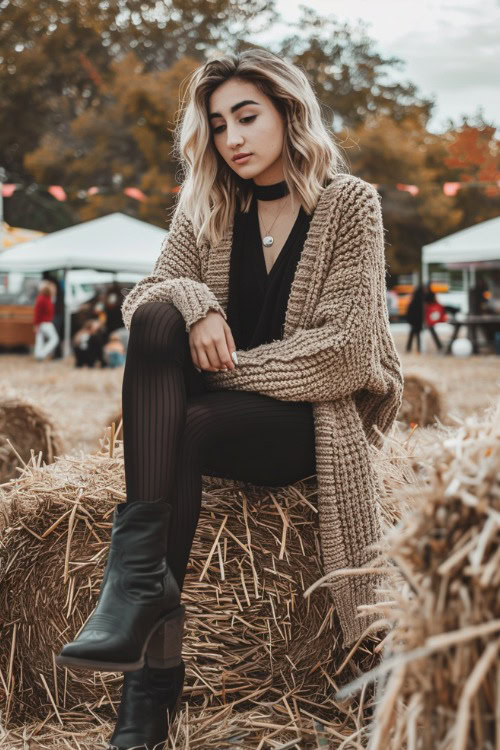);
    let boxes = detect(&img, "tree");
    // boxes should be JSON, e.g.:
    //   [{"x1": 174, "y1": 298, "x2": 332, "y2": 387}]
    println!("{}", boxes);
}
[
  {"x1": 0, "y1": 0, "x2": 278, "y2": 179},
  {"x1": 277, "y1": 8, "x2": 434, "y2": 131},
  {"x1": 24, "y1": 53, "x2": 198, "y2": 227},
  {"x1": 442, "y1": 116, "x2": 500, "y2": 228}
]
